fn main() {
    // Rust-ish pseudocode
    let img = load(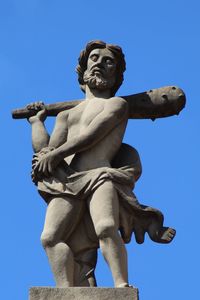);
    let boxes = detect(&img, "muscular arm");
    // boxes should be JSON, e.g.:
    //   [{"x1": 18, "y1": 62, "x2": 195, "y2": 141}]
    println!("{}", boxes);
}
[
  {"x1": 33, "y1": 99, "x2": 128, "y2": 177},
  {"x1": 27, "y1": 106, "x2": 50, "y2": 153},
  {"x1": 48, "y1": 110, "x2": 69, "y2": 148},
  {"x1": 52, "y1": 99, "x2": 128, "y2": 160},
  {"x1": 31, "y1": 120, "x2": 49, "y2": 152}
]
